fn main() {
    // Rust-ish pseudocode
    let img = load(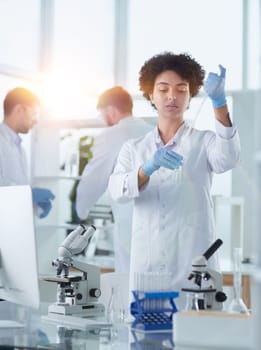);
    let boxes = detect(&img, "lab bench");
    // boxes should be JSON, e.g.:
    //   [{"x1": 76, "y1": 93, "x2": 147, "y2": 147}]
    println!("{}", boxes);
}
[{"x1": 0, "y1": 301, "x2": 255, "y2": 350}]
